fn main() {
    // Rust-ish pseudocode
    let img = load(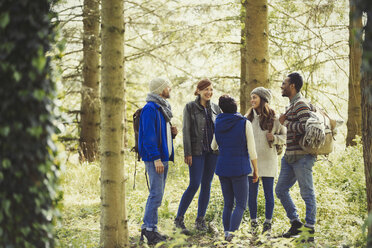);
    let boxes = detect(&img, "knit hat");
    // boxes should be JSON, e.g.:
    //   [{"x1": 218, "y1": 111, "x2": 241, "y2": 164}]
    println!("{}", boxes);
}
[
  {"x1": 149, "y1": 77, "x2": 170, "y2": 95},
  {"x1": 251, "y1": 87, "x2": 272, "y2": 103}
]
